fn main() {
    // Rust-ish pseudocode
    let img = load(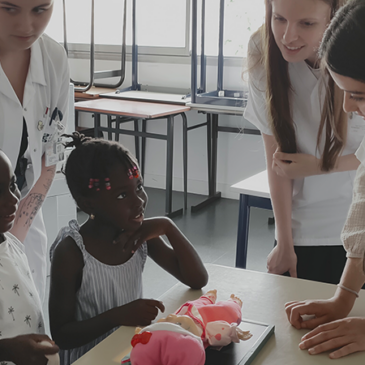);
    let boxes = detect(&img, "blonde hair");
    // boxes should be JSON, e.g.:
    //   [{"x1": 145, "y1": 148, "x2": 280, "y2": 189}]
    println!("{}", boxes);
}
[{"x1": 249, "y1": 0, "x2": 348, "y2": 171}]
